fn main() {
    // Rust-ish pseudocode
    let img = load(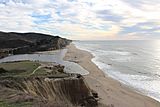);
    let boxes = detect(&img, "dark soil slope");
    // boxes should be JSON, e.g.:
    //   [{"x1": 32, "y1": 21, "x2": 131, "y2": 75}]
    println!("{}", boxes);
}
[{"x1": 0, "y1": 31, "x2": 72, "y2": 58}]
